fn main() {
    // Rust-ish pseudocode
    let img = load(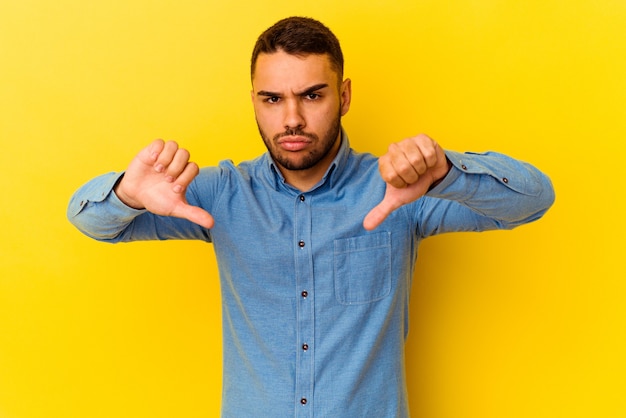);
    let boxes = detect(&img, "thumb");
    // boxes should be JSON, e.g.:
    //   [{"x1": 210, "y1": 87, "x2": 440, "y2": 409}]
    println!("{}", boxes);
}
[
  {"x1": 362, "y1": 194, "x2": 400, "y2": 231},
  {"x1": 172, "y1": 203, "x2": 215, "y2": 229}
]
